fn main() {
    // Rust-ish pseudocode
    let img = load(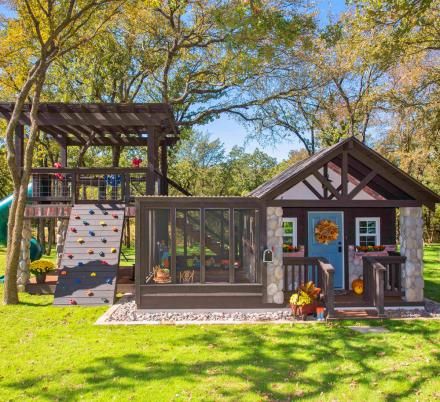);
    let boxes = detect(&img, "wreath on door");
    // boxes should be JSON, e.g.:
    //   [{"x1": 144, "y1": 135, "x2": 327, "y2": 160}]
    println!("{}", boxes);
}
[{"x1": 315, "y1": 219, "x2": 339, "y2": 244}]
